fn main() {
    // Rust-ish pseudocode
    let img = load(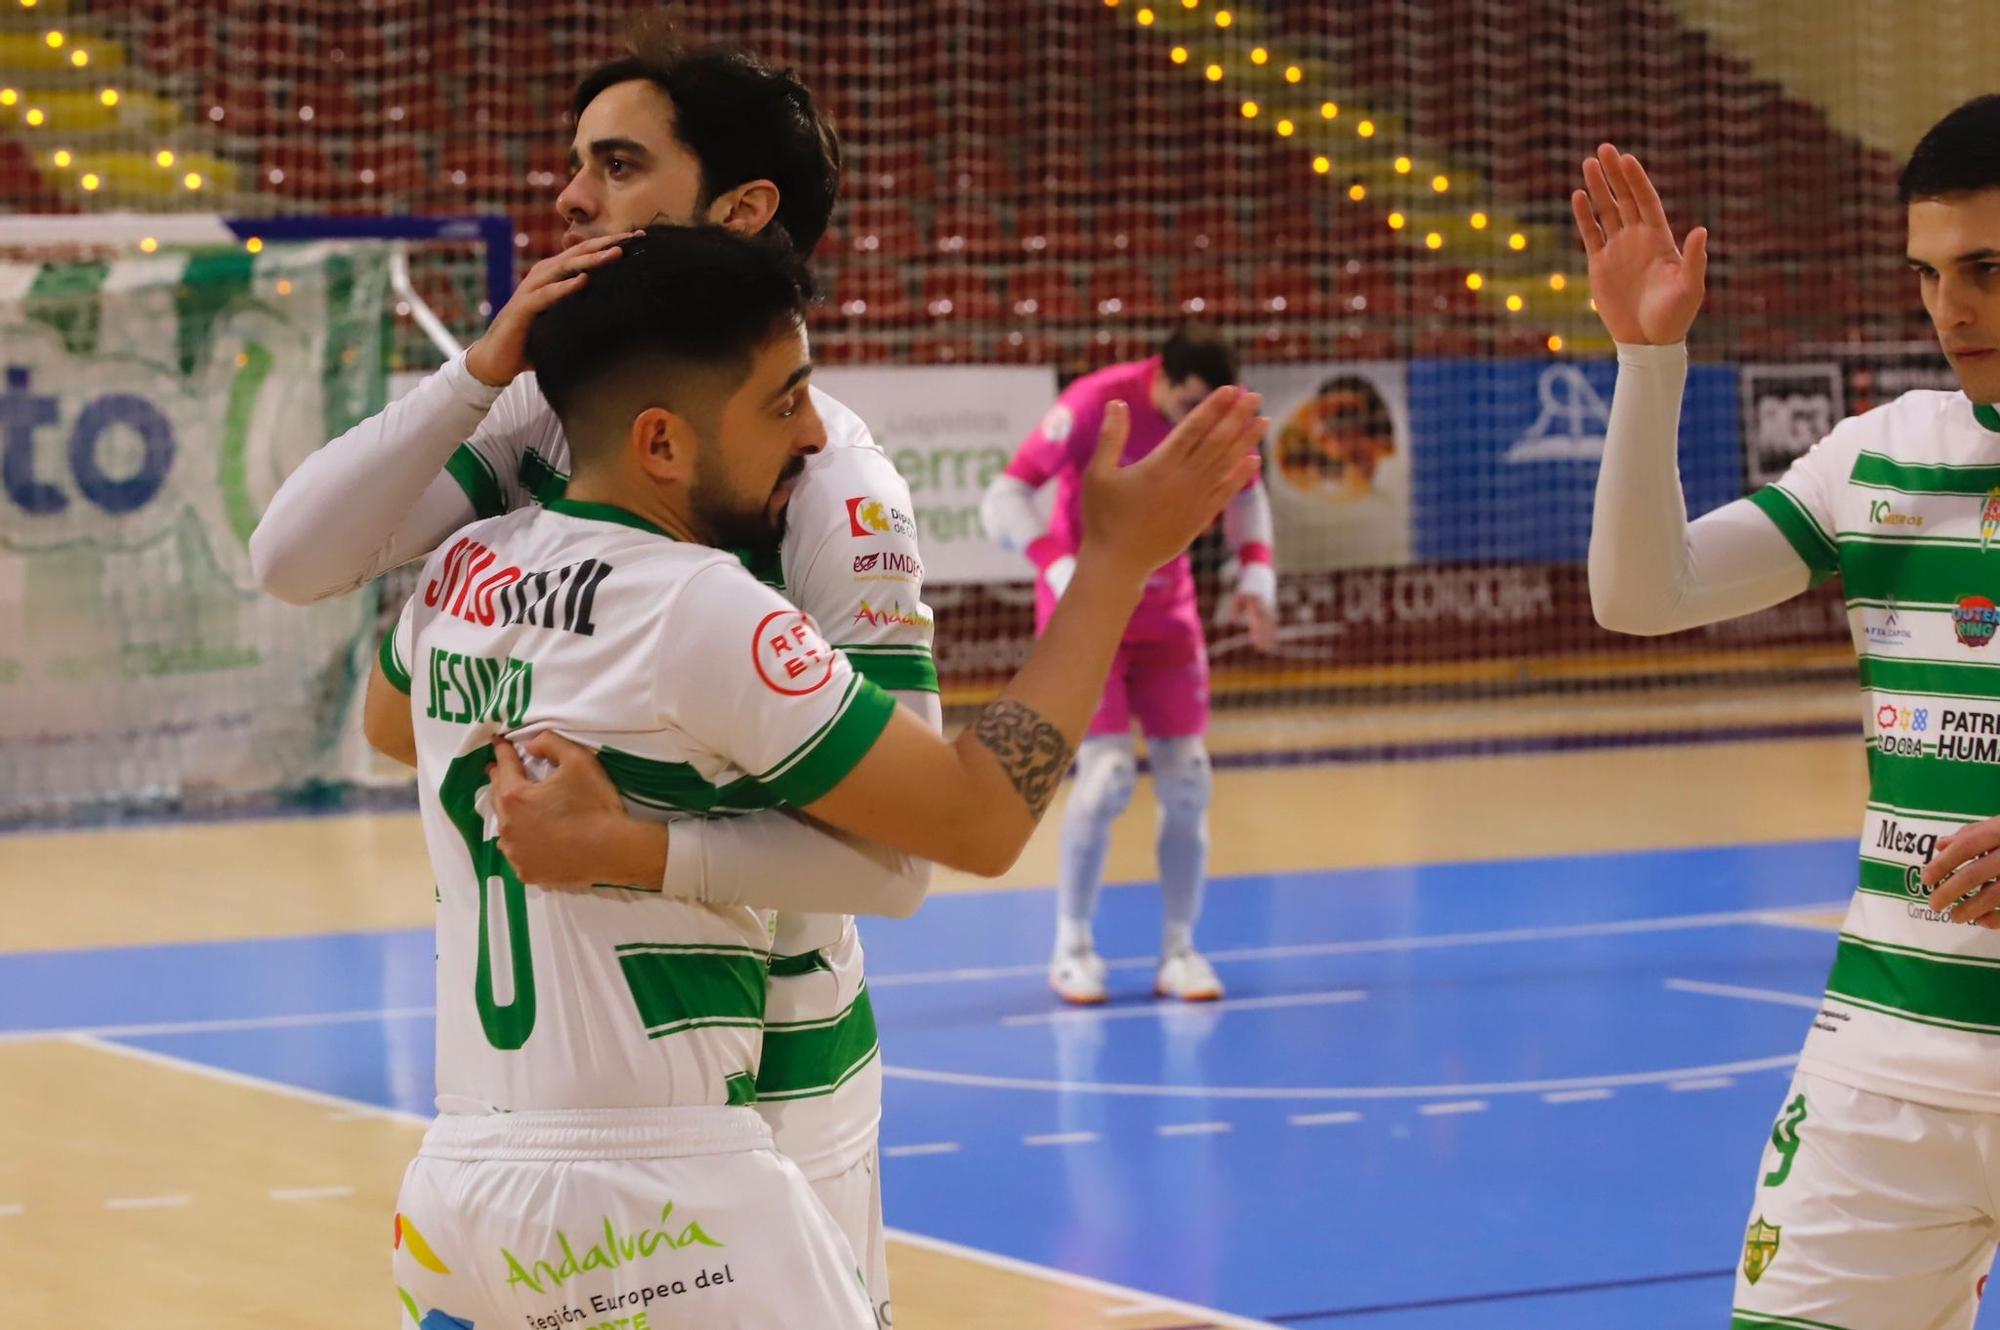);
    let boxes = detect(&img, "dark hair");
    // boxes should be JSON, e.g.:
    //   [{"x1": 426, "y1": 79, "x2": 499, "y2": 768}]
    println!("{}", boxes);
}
[
  {"x1": 526, "y1": 224, "x2": 815, "y2": 449},
  {"x1": 569, "y1": 11, "x2": 842, "y2": 255},
  {"x1": 1159, "y1": 322, "x2": 1240, "y2": 389},
  {"x1": 1899, "y1": 95, "x2": 2000, "y2": 203}
]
